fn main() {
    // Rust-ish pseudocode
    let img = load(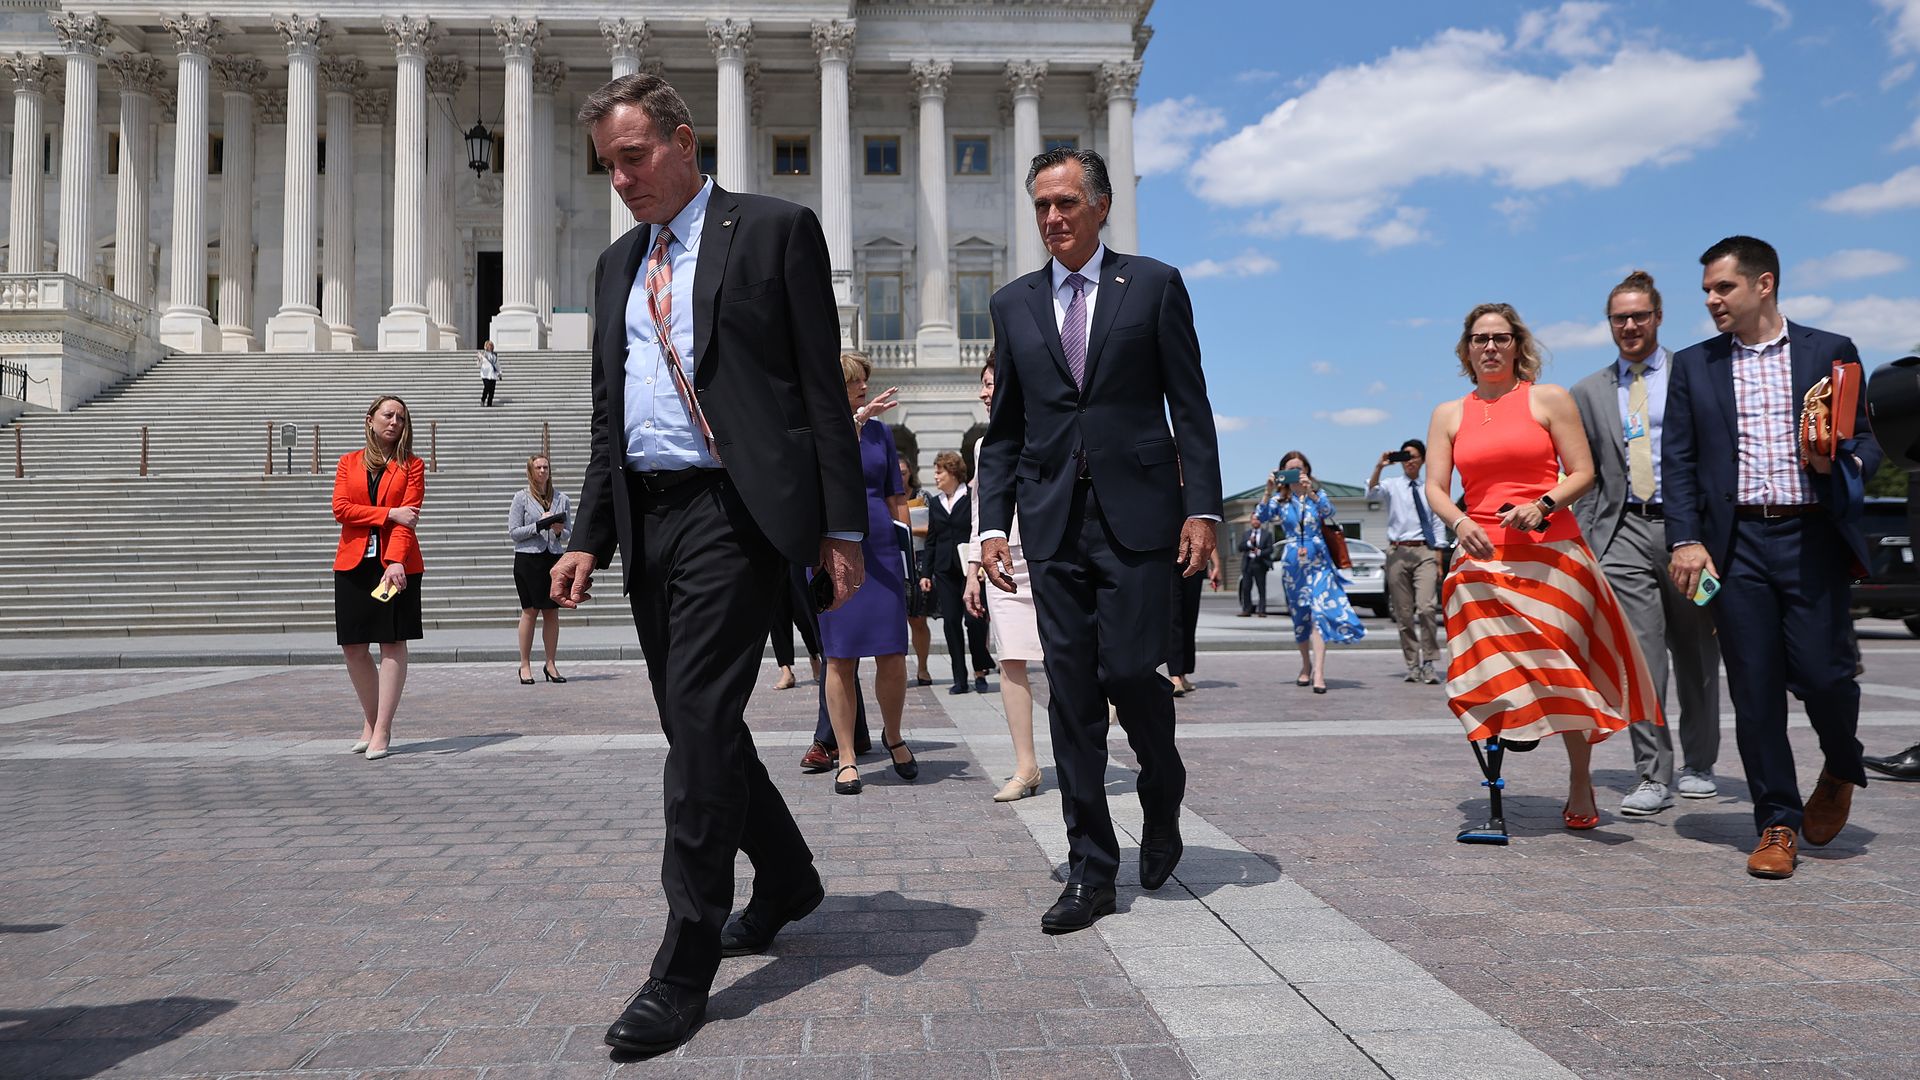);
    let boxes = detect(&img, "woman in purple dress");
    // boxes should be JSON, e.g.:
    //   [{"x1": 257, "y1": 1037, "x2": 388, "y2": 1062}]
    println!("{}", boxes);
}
[{"x1": 816, "y1": 351, "x2": 918, "y2": 794}]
